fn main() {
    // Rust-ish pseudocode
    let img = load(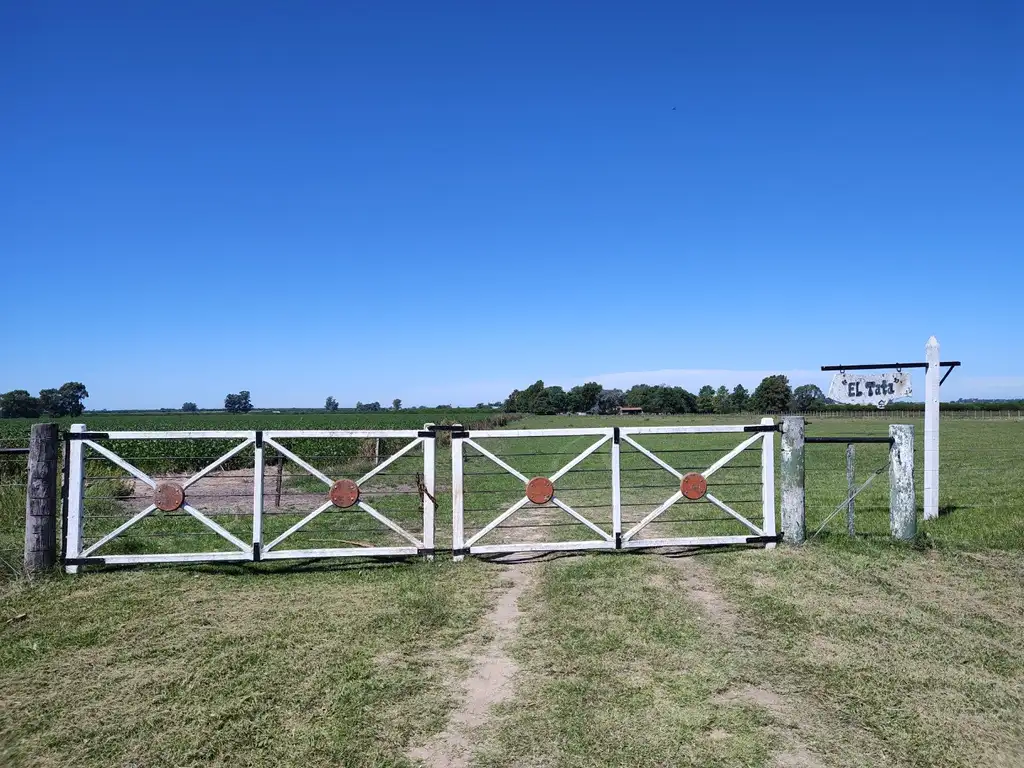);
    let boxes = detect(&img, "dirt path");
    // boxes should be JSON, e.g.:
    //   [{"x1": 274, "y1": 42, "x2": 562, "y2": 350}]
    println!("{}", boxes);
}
[
  {"x1": 658, "y1": 552, "x2": 826, "y2": 768},
  {"x1": 408, "y1": 563, "x2": 535, "y2": 768}
]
